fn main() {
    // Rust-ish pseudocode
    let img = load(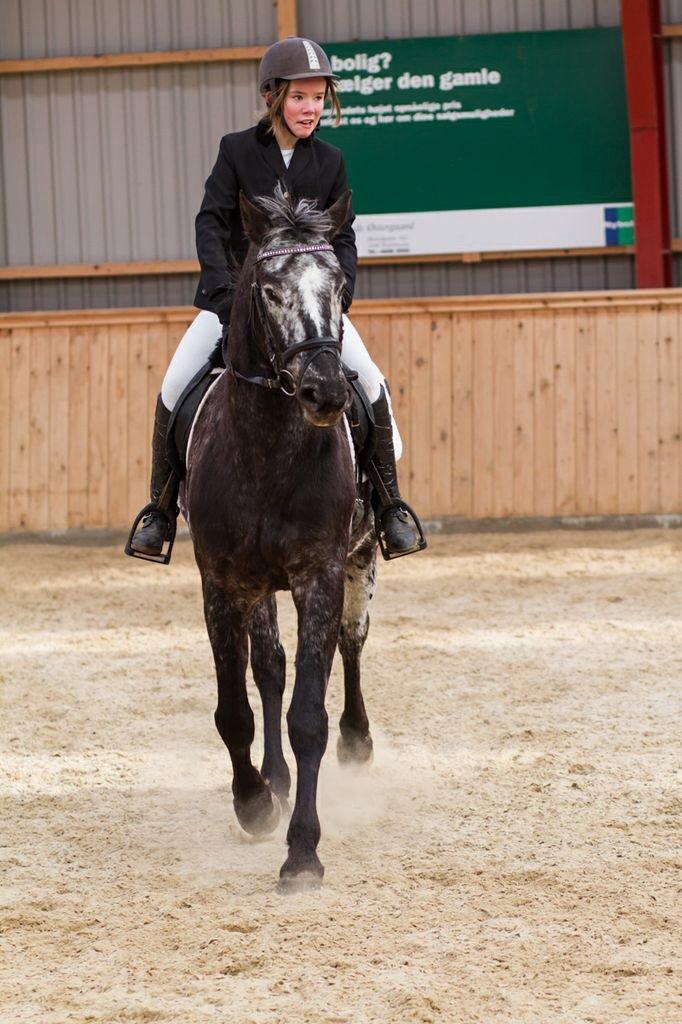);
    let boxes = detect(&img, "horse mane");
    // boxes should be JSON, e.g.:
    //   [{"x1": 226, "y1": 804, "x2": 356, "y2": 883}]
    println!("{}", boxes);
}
[
  {"x1": 224, "y1": 184, "x2": 332, "y2": 314},
  {"x1": 256, "y1": 182, "x2": 332, "y2": 244}
]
